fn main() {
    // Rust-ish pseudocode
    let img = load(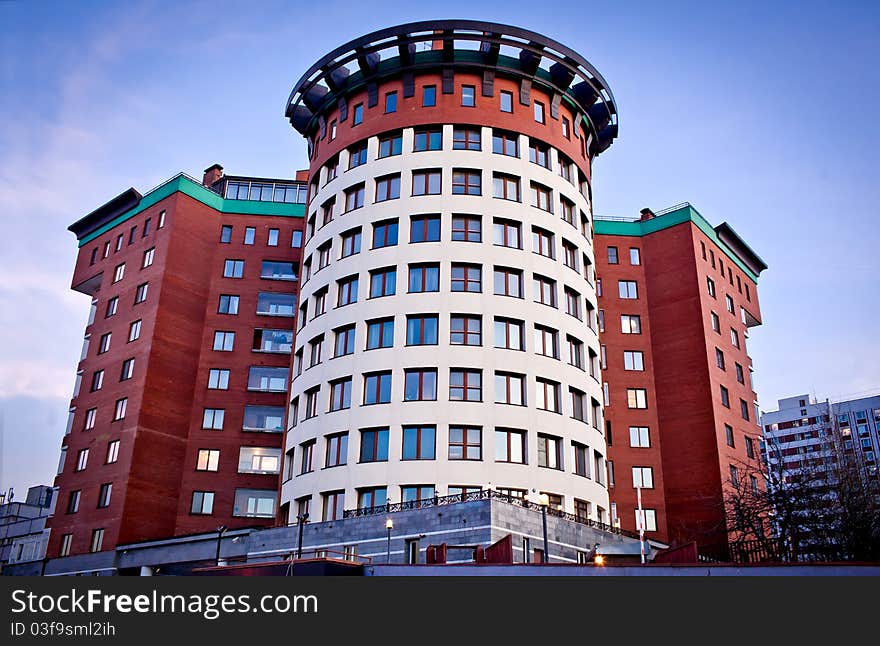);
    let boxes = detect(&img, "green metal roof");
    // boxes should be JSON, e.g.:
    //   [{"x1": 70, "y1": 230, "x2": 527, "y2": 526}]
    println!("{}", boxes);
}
[
  {"x1": 76, "y1": 174, "x2": 305, "y2": 247},
  {"x1": 594, "y1": 204, "x2": 762, "y2": 283}
]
